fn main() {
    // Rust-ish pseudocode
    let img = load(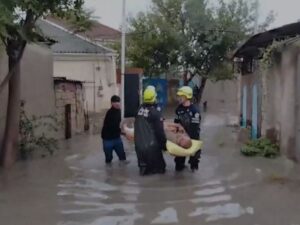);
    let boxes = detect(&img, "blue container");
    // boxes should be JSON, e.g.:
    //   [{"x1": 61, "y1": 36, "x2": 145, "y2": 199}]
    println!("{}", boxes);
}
[{"x1": 143, "y1": 78, "x2": 168, "y2": 108}]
